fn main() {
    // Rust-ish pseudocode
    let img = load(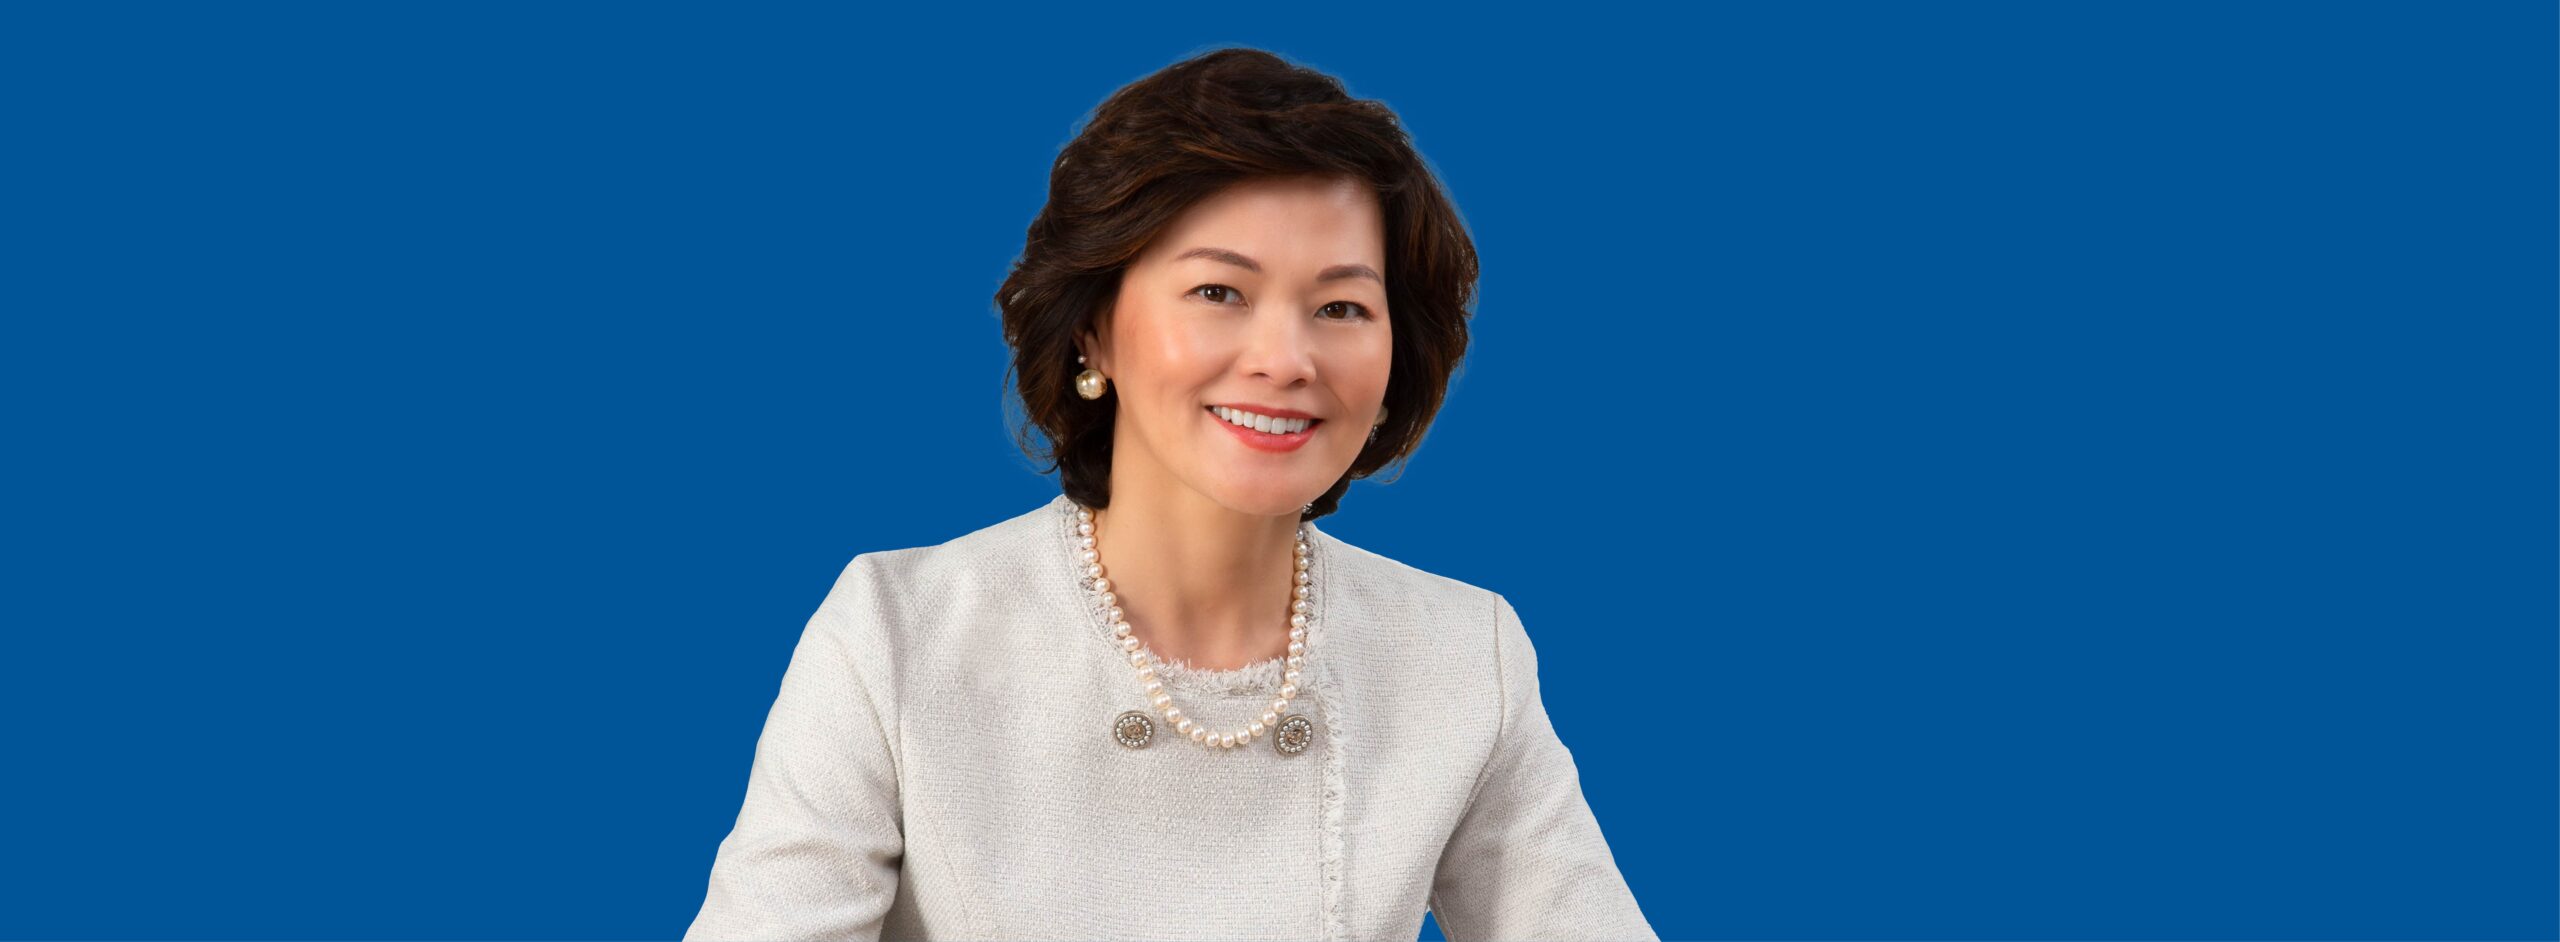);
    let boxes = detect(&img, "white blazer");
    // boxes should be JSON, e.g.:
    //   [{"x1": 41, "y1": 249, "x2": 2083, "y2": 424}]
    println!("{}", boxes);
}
[{"x1": 684, "y1": 492, "x2": 1656, "y2": 941}]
